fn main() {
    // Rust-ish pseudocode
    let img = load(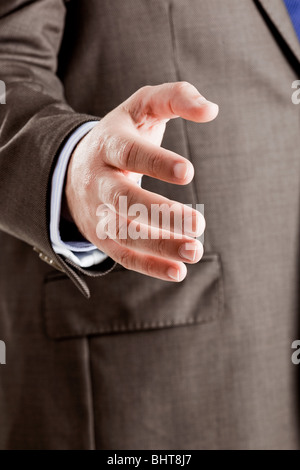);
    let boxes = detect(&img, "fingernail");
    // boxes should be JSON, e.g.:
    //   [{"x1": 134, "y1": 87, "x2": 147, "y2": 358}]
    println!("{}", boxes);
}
[
  {"x1": 173, "y1": 162, "x2": 188, "y2": 180},
  {"x1": 167, "y1": 267, "x2": 180, "y2": 281},
  {"x1": 196, "y1": 96, "x2": 218, "y2": 108},
  {"x1": 178, "y1": 242, "x2": 201, "y2": 262}
]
